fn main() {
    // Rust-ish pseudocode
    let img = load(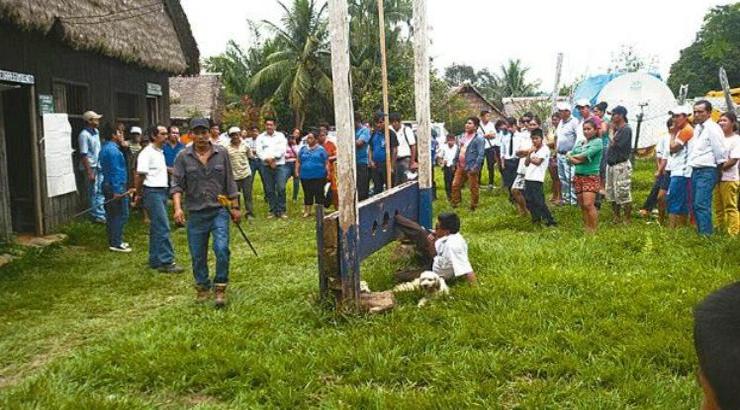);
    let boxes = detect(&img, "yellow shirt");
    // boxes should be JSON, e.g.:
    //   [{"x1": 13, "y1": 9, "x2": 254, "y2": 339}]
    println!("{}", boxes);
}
[{"x1": 223, "y1": 142, "x2": 252, "y2": 180}]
